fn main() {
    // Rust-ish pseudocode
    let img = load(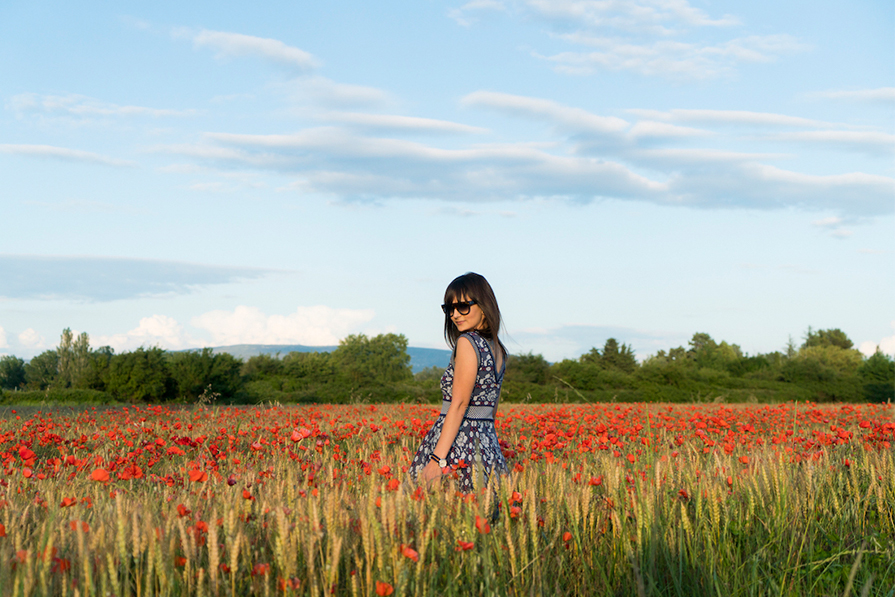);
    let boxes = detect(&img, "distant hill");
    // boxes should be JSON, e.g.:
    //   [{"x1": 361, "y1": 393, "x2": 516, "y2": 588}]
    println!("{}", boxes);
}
[{"x1": 202, "y1": 344, "x2": 451, "y2": 373}]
